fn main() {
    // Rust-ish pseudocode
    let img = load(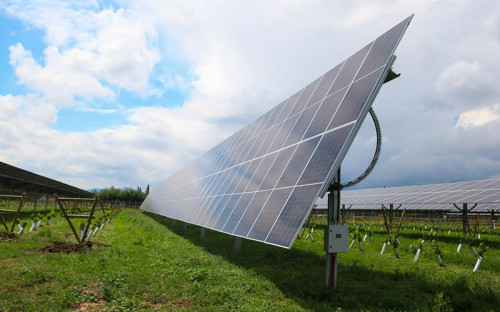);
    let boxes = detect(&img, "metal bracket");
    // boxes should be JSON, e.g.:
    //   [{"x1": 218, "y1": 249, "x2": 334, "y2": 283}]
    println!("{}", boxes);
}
[
  {"x1": 328, "y1": 182, "x2": 343, "y2": 192},
  {"x1": 383, "y1": 68, "x2": 400, "y2": 84},
  {"x1": 453, "y1": 203, "x2": 478, "y2": 212}
]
